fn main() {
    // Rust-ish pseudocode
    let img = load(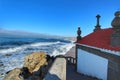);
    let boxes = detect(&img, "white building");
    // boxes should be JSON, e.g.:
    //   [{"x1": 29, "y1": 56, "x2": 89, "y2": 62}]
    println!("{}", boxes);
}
[{"x1": 75, "y1": 11, "x2": 120, "y2": 80}]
